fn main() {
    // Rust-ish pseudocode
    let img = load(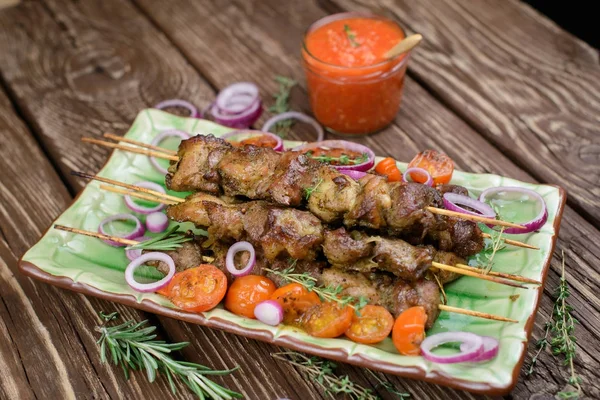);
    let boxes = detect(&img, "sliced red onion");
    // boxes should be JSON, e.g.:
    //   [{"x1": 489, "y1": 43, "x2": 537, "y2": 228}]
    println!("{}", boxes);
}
[
  {"x1": 98, "y1": 213, "x2": 145, "y2": 247},
  {"x1": 292, "y1": 140, "x2": 375, "y2": 172},
  {"x1": 262, "y1": 111, "x2": 324, "y2": 142},
  {"x1": 150, "y1": 130, "x2": 190, "y2": 174},
  {"x1": 126, "y1": 235, "x2": 150, "y2": 261},
  {"x1": 125, "y1": 252, "x2": 175, "y2": 293},
  {"x1": 124, "y1": 181, "x2": 167, "y2": 214},
  {"x1": 211, "y1": 99, "x2": 263, "y2": 129},
  {"x1": 460, "y1": 336, "x2": 499, "y2": 362},
  {"x1": 221, "y1": 130, "x2": 284, "y2": 151},
  {"x1": 226, "y1": 241, "x2": 256, "y2": 277},
  {"x1": 146, "y1": 212, "x2": 169, "y2": 233},
  {"x1": 443, "y1": 193, "x2": 496, "y2": 219},
  {"x1": 254, "y1": 300, "x2": 284, "y2": 326},
  {"x1": 403, "y1": 167, "x2": 433, "y2": 187},
  {"x1": 154, "y1": 99, "x2": 199, "y2": 118},
  {"x1": 341, "y1": 170, "x2": 367, "y2": 180},
  {"x1": 420, "y1": 331, "x2": 484, "y2": 364},
  {"x1": 216, "y1": 82, "x2": 259, "y2": 113},
  {"x1": 479, "y1": 187, "x2": 548, "y2": 234}
]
